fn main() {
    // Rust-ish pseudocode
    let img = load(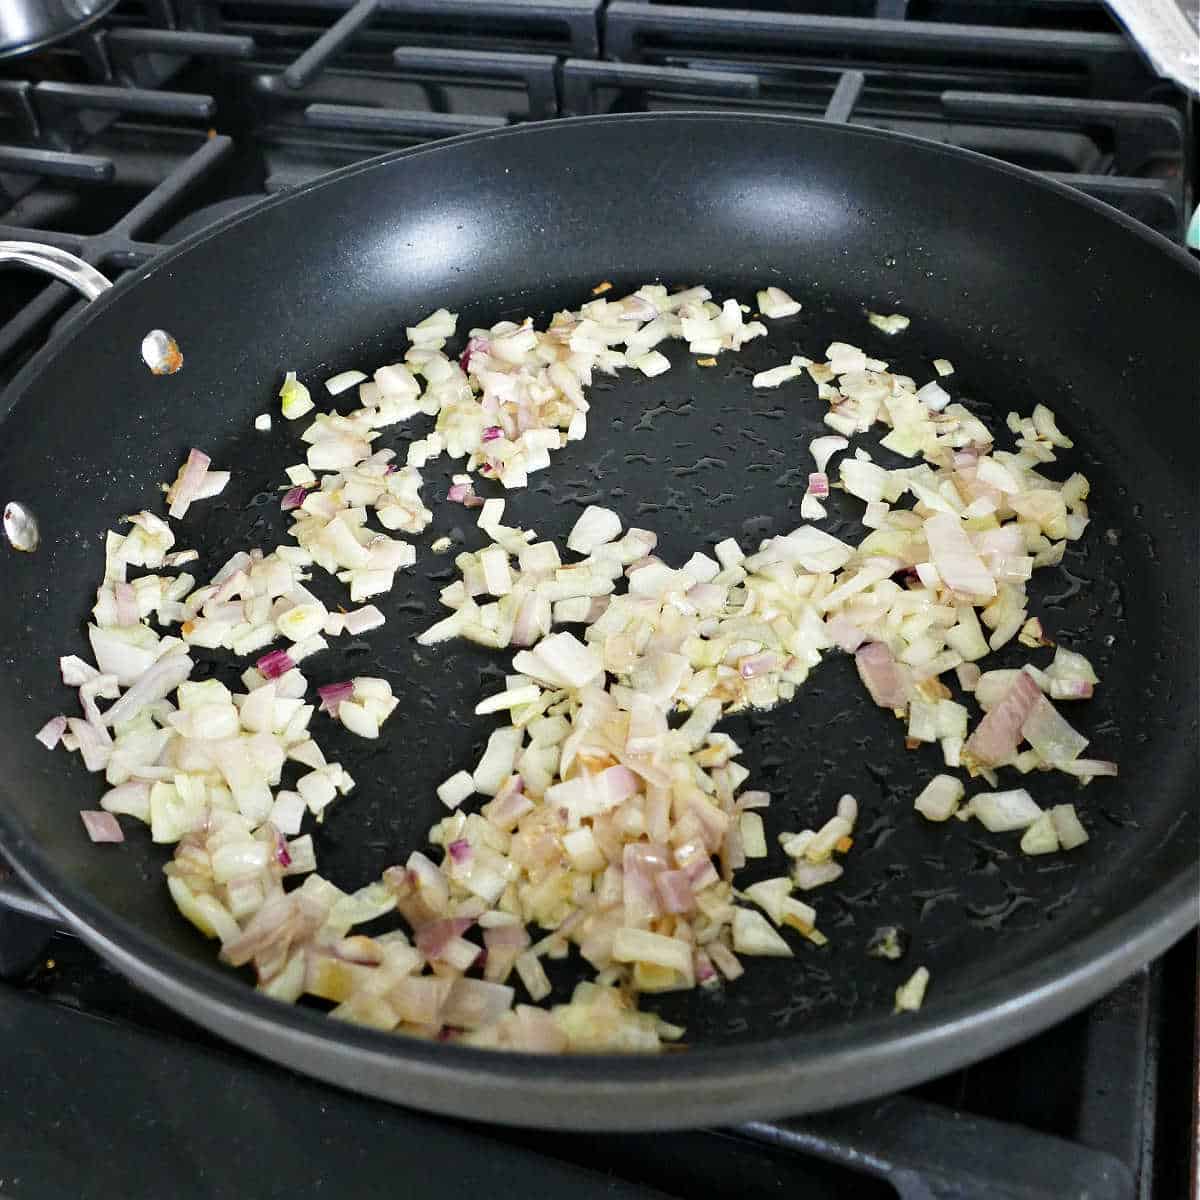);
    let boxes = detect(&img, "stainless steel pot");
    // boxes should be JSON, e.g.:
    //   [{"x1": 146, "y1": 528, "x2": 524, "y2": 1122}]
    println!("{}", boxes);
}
[{"x1": 0, "y1": 0, "x2": 119, "y2": 59}]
